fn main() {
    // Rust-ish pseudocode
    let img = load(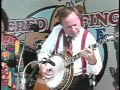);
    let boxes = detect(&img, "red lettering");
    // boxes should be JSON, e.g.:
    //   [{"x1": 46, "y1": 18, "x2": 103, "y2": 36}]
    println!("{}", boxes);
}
[
  {"x1": 109, "y1": 11, "x2": 119, "y2": 25},
  {"x1": 16, "y1": 21, "x2": 25, "y2": 31},
  {"x1": 81, "y1": 15, "x2": 89, "y2": 26},
  {"x1": 89, "y1": 14, "x2": 96, "y2": 26},
  {"x1": 9, "y1": 22, "x2": 15, "y2": 32},
  {"x1": 81, "y1": 9, "x2": 119, "y2": 28},
  {"x1": 36, "y1": 18, "x2": 48, "y2": 32},
  {"x1": 96, "y1": 12, "x2": 109, "y2": 26}
]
